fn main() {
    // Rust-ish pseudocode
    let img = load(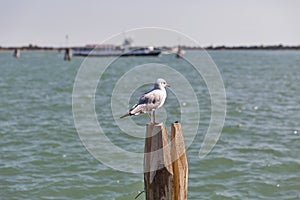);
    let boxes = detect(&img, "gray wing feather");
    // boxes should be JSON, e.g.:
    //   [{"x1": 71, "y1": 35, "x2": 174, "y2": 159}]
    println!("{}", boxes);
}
[{"x1": 129, "y1": 89, "x2": 163, "y2": 115}]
